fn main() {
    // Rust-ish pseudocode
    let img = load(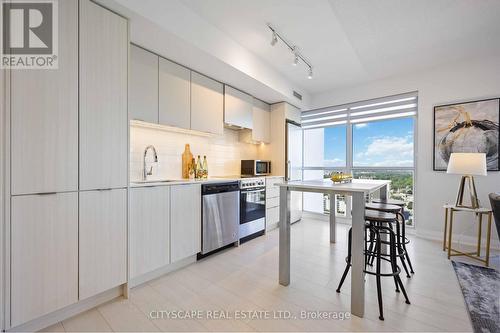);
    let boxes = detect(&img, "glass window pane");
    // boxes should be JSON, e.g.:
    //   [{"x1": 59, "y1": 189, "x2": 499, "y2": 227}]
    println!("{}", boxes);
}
[
  {"x1": 324, "y1": 126, "x2": 347, "y2": 167},
  {"x1": 303, "y1": 125, "x2": 346, "y2": 167},
  {"x1": 353, "y1": 117, "x2": 414, "y2": 167},
  {"x1": 353, "y1": 170, "x2": 414, "y2": 226}
]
